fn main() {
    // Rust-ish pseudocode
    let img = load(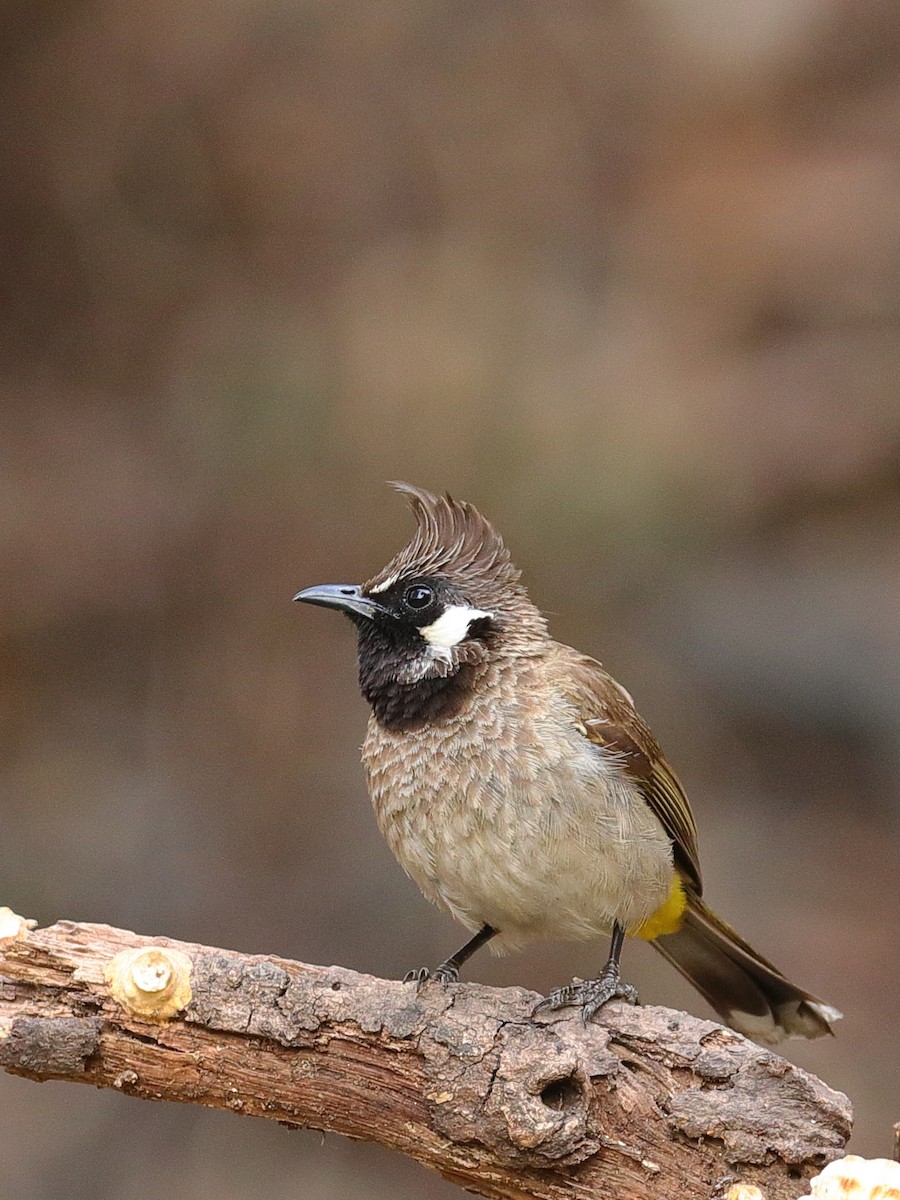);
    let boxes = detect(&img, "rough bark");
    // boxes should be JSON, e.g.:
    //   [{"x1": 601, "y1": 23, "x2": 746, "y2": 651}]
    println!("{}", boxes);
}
[{"x1": 0, "y1": 918, "x2": 850, "y2": 1200}]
